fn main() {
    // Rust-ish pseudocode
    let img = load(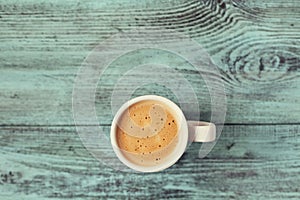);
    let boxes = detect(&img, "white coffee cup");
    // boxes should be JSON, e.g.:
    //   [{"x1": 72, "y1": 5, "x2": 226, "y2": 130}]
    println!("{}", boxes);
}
[{"x1": 110, "y1": 95, "x2": 216, "y2": 172}]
